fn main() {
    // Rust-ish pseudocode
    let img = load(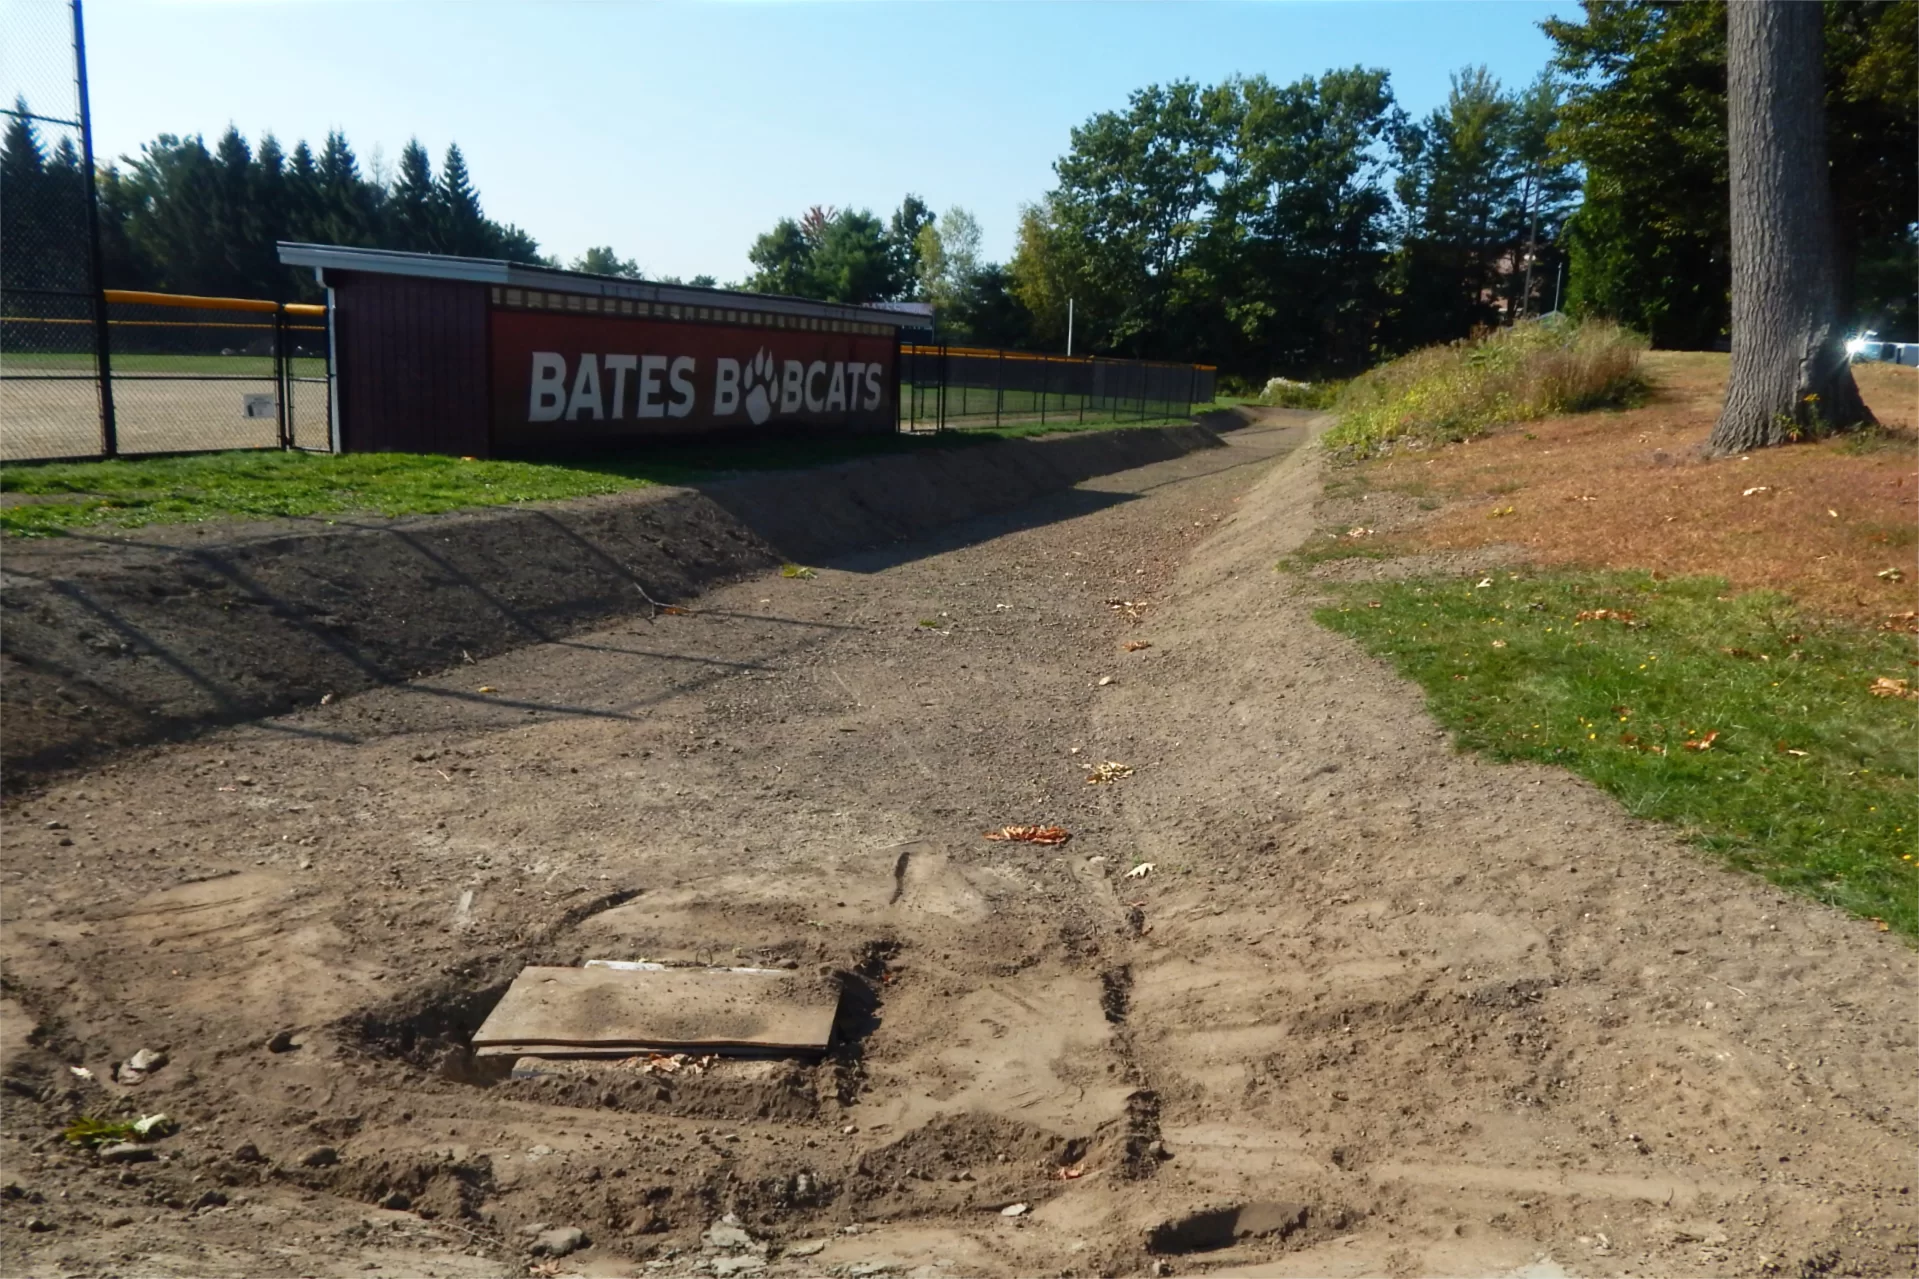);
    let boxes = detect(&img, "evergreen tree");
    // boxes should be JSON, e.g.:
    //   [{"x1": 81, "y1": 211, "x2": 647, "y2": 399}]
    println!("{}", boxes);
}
[
  {"x1": 390, "y1": 139, "x2": 439, "y2": 252},
  {"x1": 437, "y1": 143, "x2": 487, "y2": 255}
]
